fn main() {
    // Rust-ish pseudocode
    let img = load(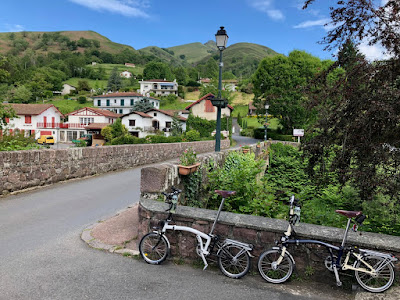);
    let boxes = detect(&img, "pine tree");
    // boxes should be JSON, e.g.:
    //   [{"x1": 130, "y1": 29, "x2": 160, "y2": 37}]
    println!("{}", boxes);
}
[{"x1": 107, "y1": 67, "x2": 122, "y2": 92}]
